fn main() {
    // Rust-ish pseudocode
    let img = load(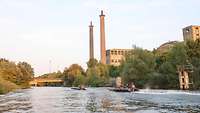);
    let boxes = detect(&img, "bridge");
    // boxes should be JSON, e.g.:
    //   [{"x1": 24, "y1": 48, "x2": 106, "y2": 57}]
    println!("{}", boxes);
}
[{"x1": 29, "y1": 78, "x2": 64, "y2": 87}]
